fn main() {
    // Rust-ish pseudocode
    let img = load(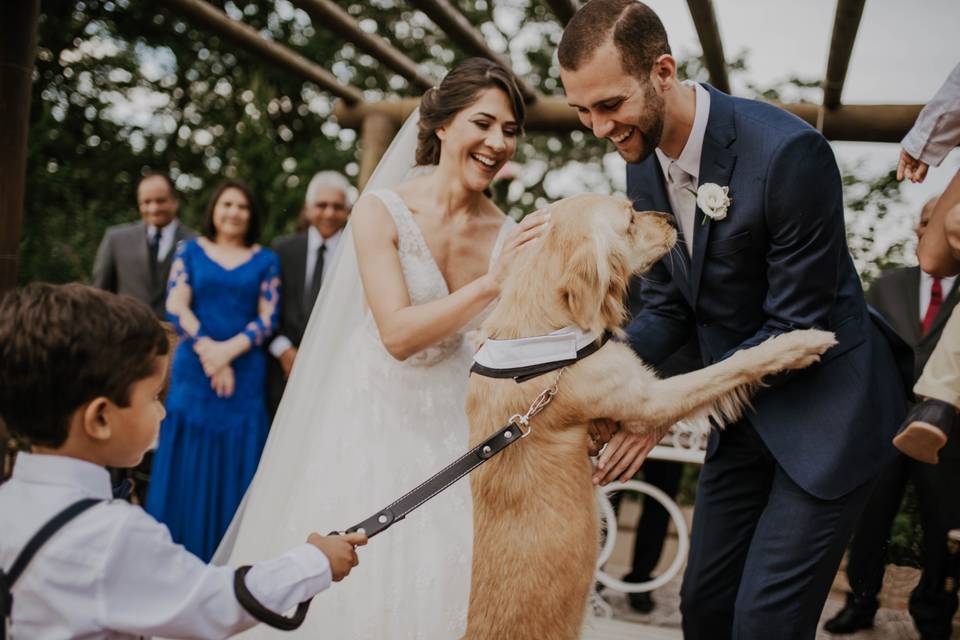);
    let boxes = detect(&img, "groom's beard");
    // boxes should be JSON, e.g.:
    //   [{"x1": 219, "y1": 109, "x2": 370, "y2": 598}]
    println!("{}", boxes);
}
[{"x1": 622, "y1": 83, "x2": 665, "y2": 164}]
